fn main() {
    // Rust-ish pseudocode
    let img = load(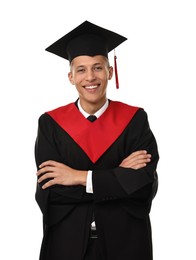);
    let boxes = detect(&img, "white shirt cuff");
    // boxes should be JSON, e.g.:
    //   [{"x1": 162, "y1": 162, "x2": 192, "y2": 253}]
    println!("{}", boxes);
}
[{"x1": 86, "y1": 170, "x2": 93, "y2": 193}]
